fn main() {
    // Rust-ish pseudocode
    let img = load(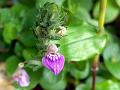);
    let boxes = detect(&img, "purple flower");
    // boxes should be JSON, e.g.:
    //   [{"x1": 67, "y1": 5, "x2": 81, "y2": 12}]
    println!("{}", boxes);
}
[
  {"x1": 42, "y1": 53, "x2": 65, "y2": 75},
  {"x1": 42, "y1": 44, "x2": 65, "y2": 75},
  {"x1": 12, "y1": 68, "x2": 30, "y2": 87}
]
